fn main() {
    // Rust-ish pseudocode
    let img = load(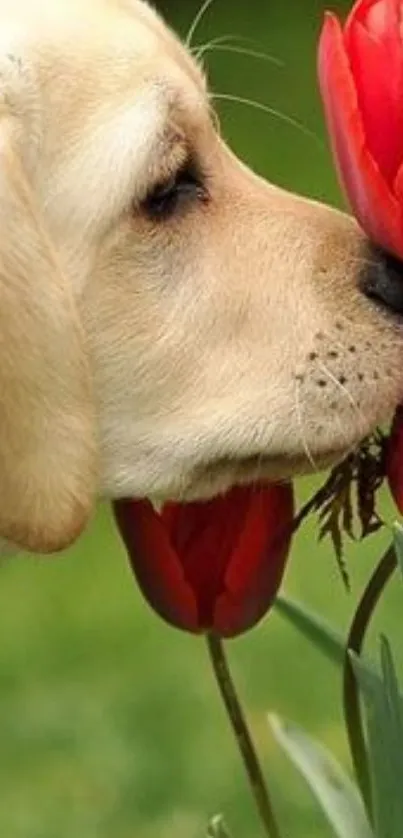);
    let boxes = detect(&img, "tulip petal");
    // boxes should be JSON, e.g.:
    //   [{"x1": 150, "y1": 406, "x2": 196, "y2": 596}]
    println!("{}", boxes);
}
[
  {"x1": 162, "y1": 489, "x2": 253, "y2": 629},
  {"x1": 318, "y1": 12, "x2": 403, "y2": 258},
  {"x1": 344, "y1": 0, "x2": 400, "y2": 34},
  {"x1": 386, "y1": 406, "x2": 403, "y2": 515},
  {"x1": 345, "y1": 18, "x2": 403, "y2": 184},
  {"x1": 215, "y1": 483, "x2": 294, "y2": 638},
  {"x1": 393, "y1": 159, "x2": 403, "y2": 206},
  {"x1": 114, "y1": 499, "x2": 199, "y2": 632}
]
